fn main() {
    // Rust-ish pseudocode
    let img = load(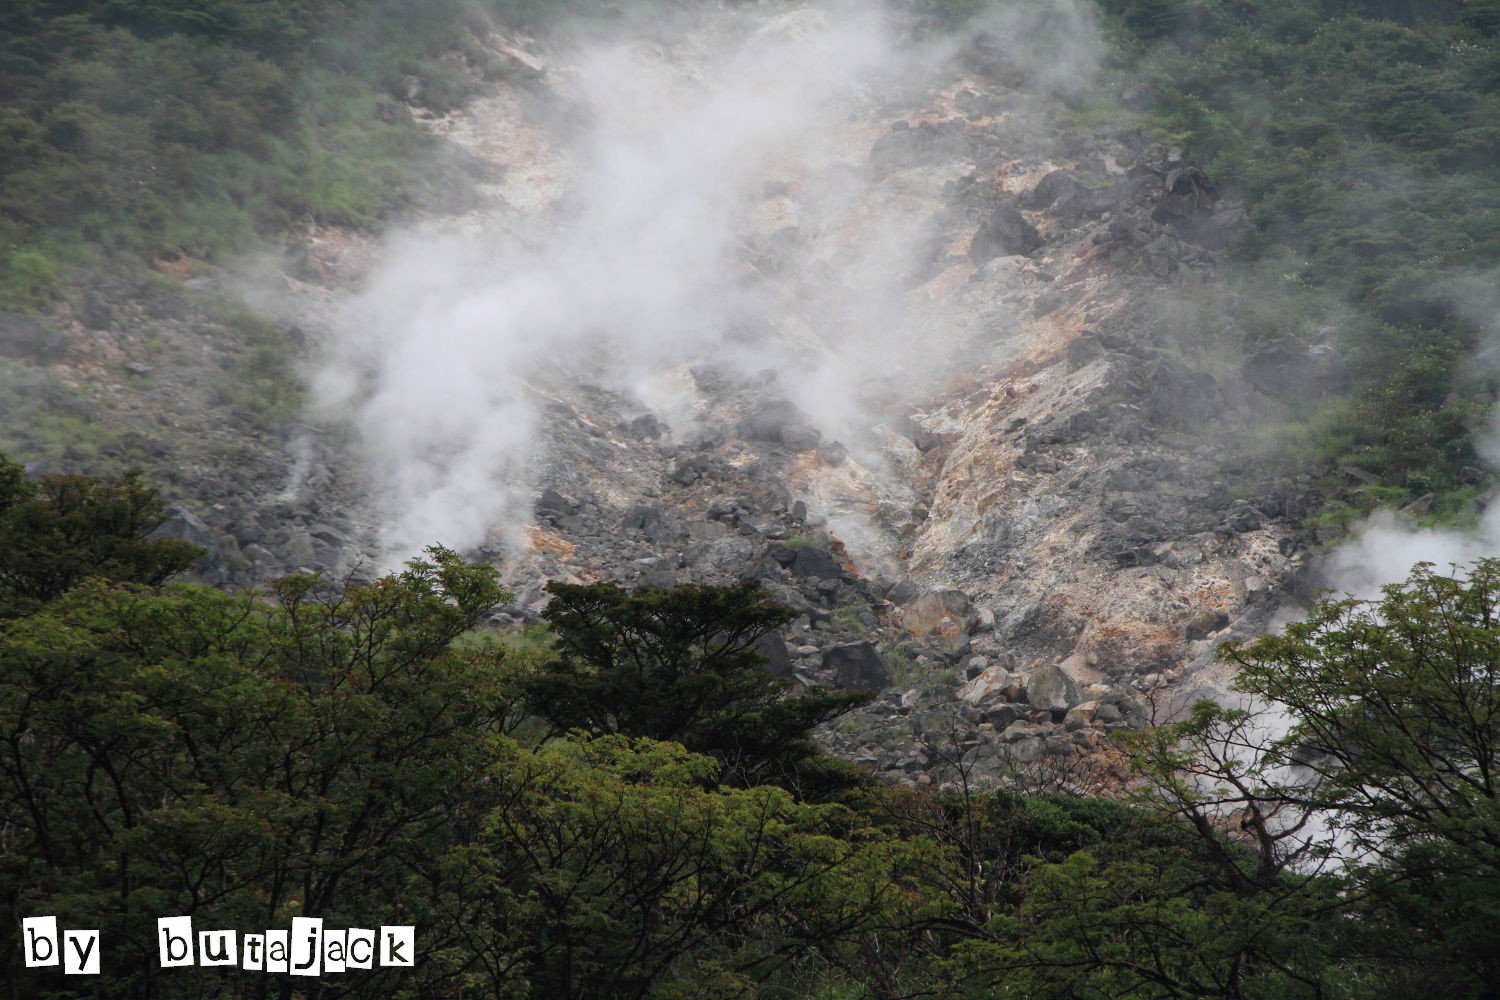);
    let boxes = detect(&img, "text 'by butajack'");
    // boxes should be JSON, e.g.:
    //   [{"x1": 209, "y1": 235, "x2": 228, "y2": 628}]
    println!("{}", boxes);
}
[{"x1": 21, "y1": 916, "x2": 415, "y2": 974}]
